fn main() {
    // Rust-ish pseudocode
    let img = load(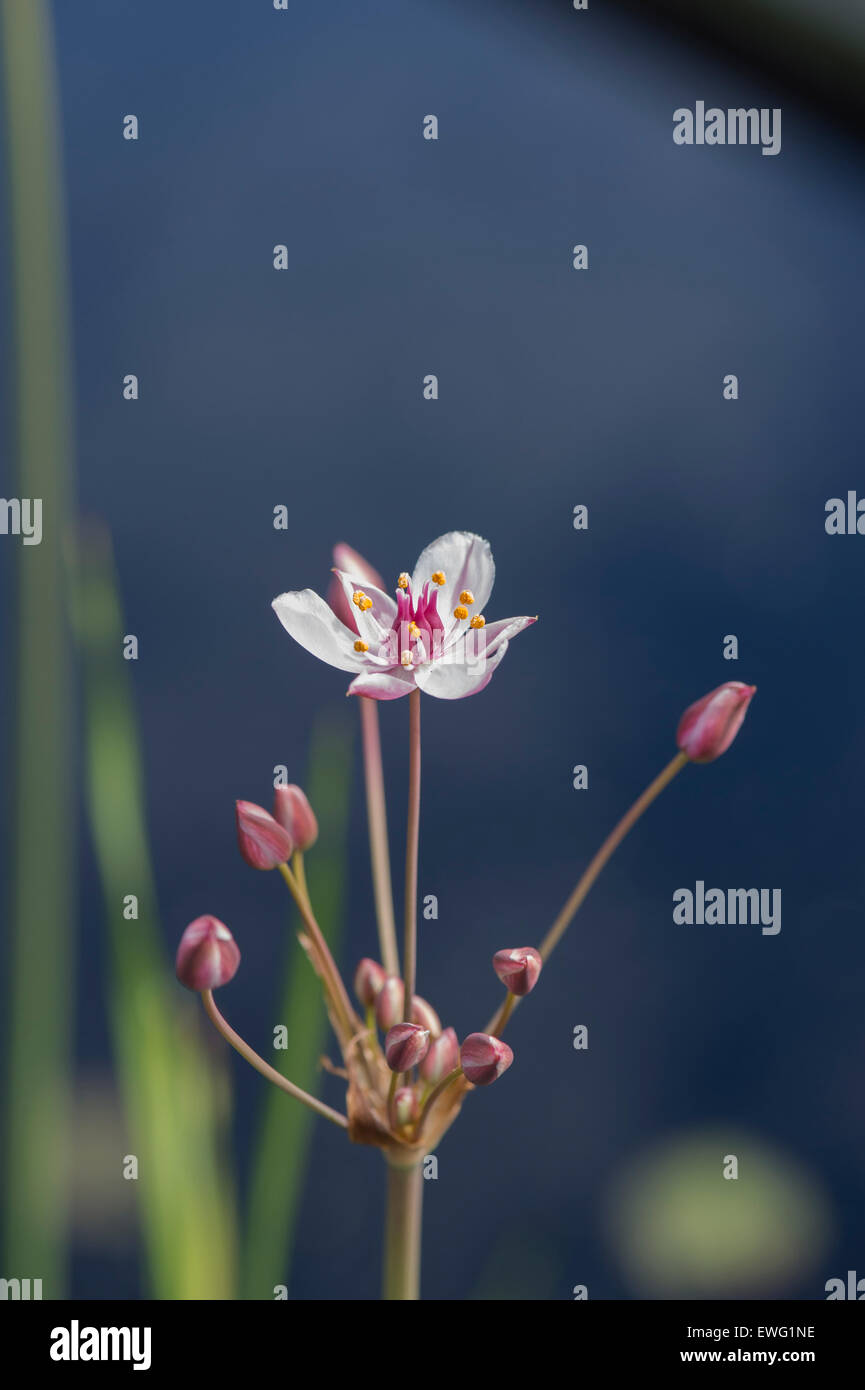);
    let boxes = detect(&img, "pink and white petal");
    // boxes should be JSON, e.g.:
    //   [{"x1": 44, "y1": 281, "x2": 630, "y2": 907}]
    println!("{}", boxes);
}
[
  {"x1": 272, "y1": 589, "x2": 365, "y2": 673},
  {"x1": 332, "y1": 543, "x2": 385, "y2": 592},
  {"x1": 441, "y1": 611, "x2": 536, "y2": 657},
  {"x1": 333, "y1": 568, "x2": 397, "y2": 638},
  {"x1": 476, "y1": 614, "x2": 537, "y2": 657},
  {"x1": 414, "y1": 638, "x2": 509, "y2": 700},
  {"x1": 347, "y1": 668, "x2": 417, "y2": 700},
  {"x1": 411, "y1": 532, "x2": 495, "y2": 636}
]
